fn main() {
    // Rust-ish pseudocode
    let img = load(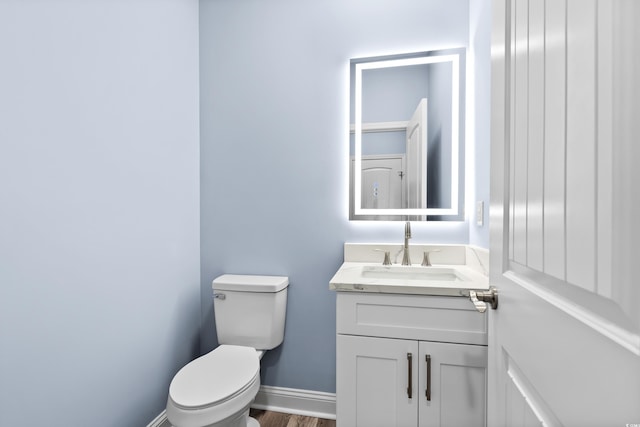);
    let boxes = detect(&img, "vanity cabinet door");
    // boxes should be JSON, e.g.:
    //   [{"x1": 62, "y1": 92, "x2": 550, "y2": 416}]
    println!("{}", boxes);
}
[
  {"x1": 337, "y1": 334, "x2": 419, "y2": 427},
  {"x1": 418, "y1": 341, "x2": 487, "y2": 427}
]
